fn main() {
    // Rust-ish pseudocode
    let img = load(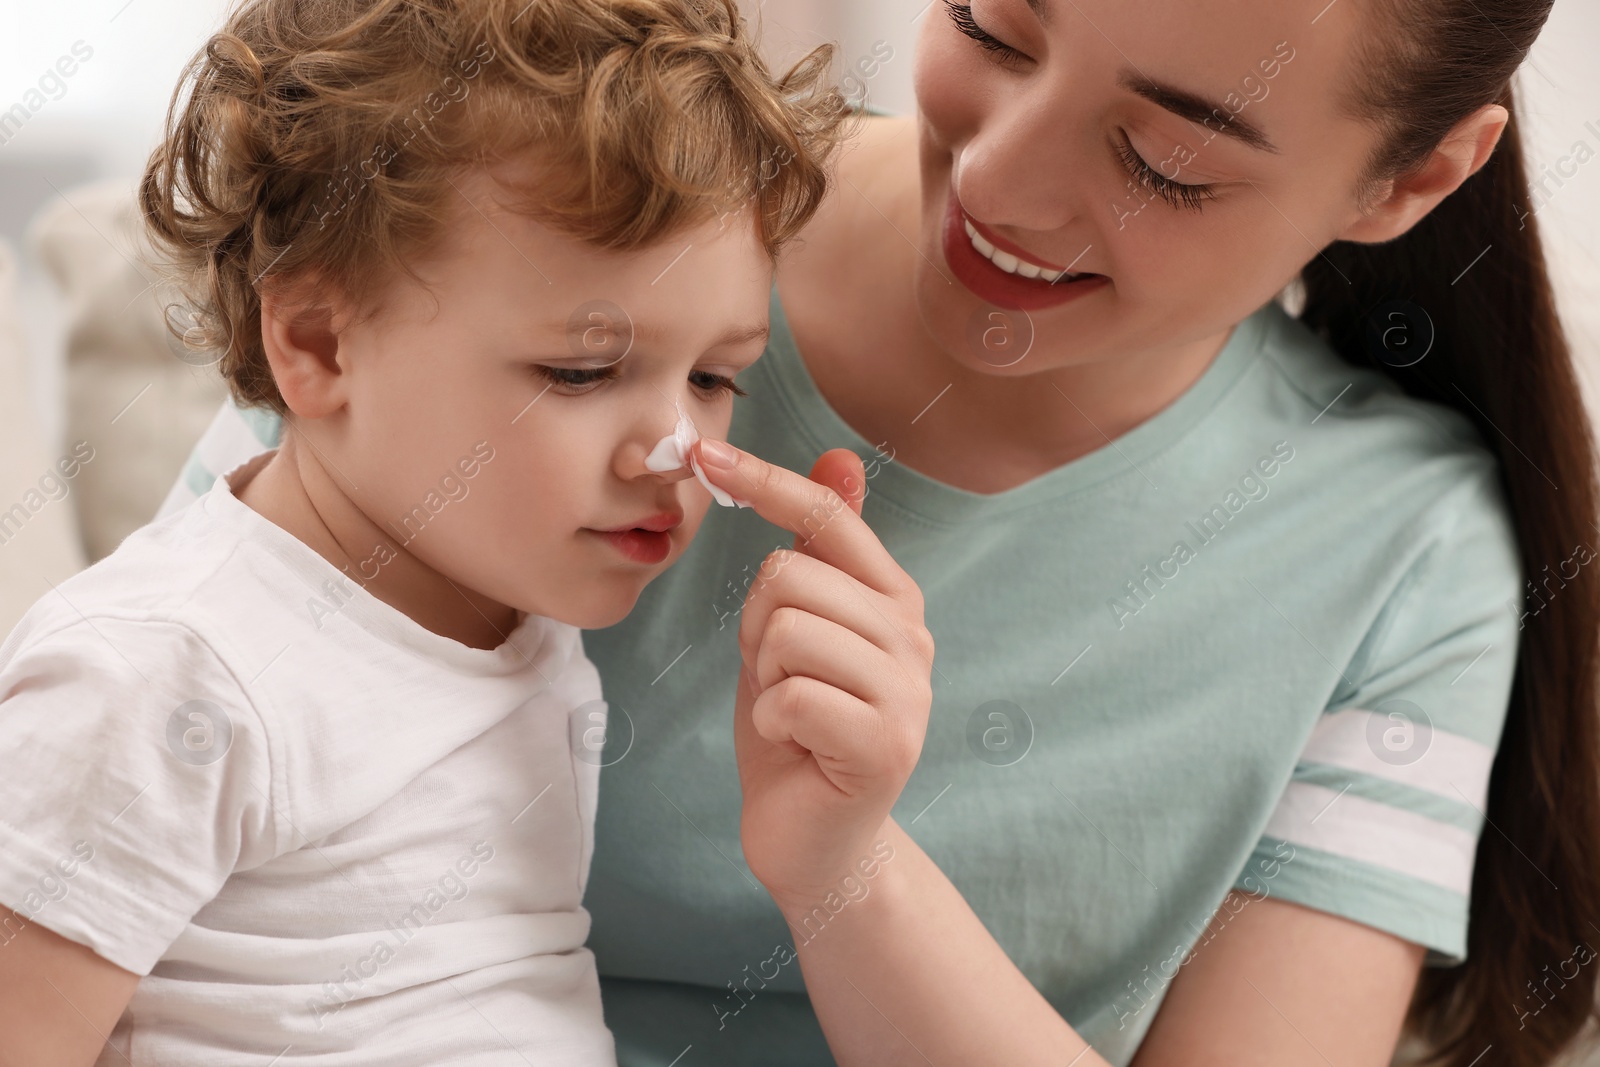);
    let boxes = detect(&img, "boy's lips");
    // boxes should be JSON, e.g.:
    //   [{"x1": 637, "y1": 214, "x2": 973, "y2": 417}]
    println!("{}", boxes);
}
[{"x1": 592, "y1": 511, "x2": 682, "y2": 533}]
